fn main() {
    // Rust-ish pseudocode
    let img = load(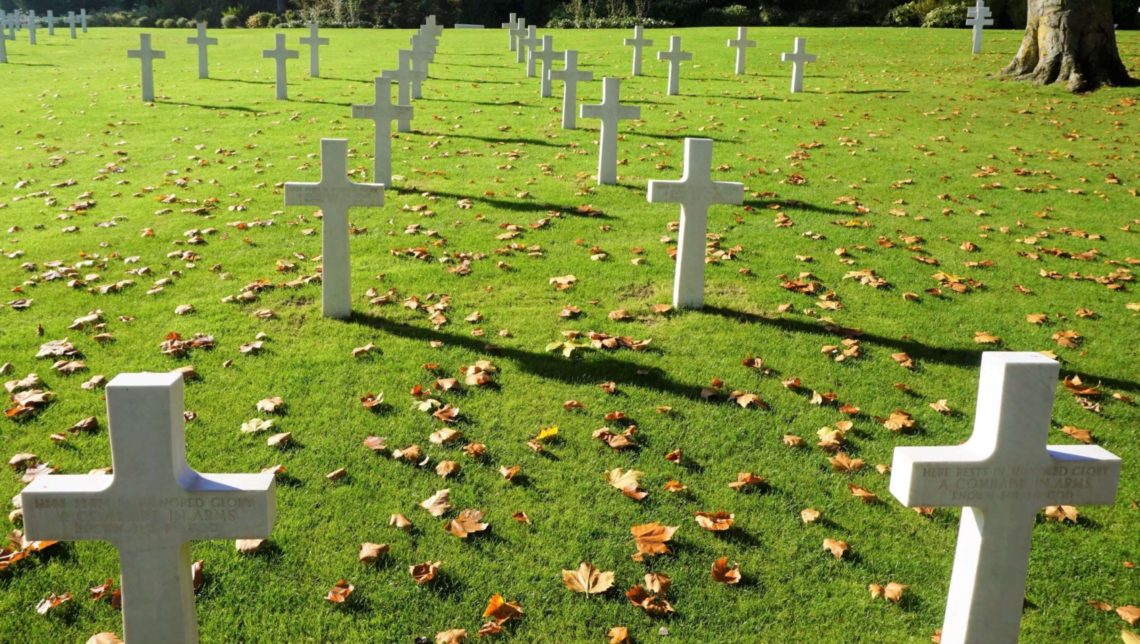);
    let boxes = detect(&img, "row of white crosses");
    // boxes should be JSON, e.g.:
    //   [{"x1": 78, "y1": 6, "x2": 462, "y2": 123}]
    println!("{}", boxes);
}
[
  {"x1": 281, "y1": 15, "x2": 442, "y2": 319},
  {"x1": 0, "y1": 8, "x2": 86, "y2": 52},
  {"x1": 18, "y1": 358, "x2": 1120, "y2": 643}
]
